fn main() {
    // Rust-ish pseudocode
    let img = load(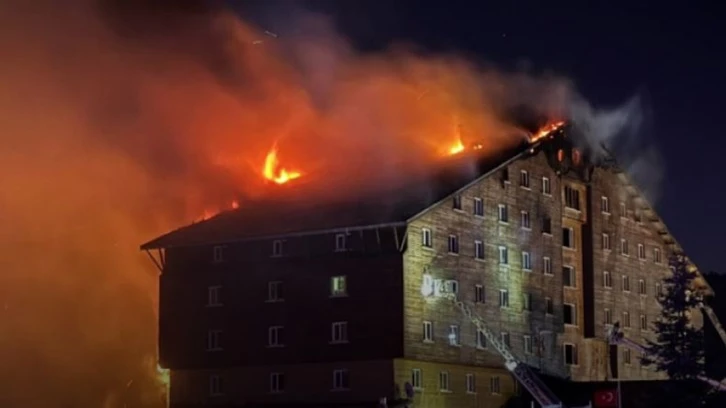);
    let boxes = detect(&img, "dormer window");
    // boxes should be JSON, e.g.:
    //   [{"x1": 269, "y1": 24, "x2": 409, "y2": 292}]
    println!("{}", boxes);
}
[{"x1": 572, "y1": 149, "x2": 581, "y2": 165}]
